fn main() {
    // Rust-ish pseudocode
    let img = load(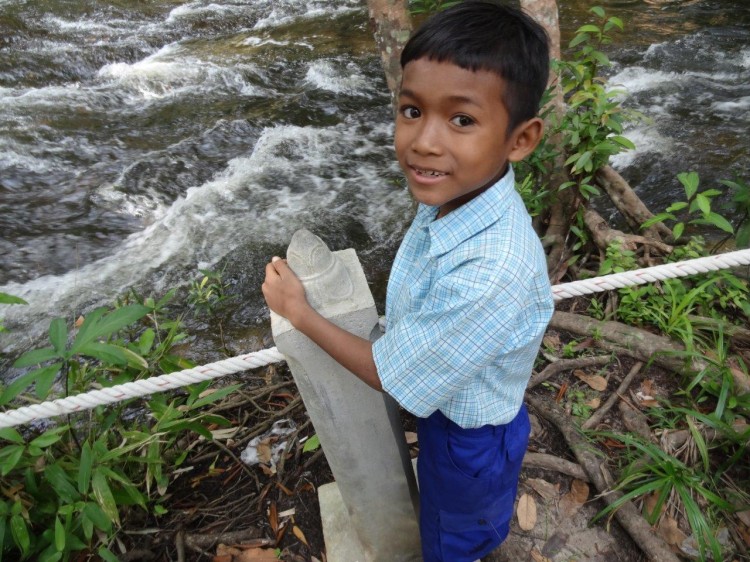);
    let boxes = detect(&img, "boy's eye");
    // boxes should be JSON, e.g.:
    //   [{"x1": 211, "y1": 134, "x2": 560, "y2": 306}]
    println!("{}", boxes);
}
[
  {"x1": 401, "y1": 106, "x2": 421, "y2": 119},
  {"x1": 450, "y1": 115, "x2": 475, "y2": 127}
]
